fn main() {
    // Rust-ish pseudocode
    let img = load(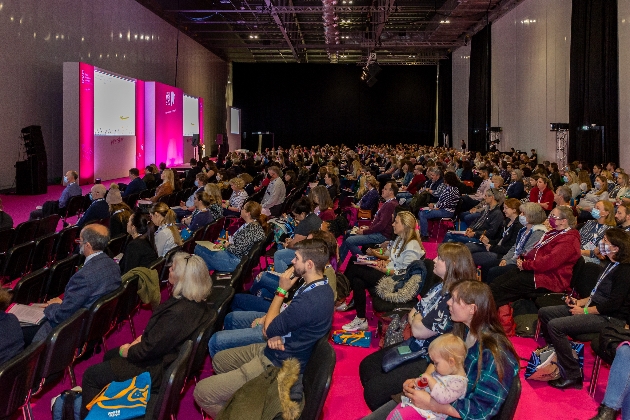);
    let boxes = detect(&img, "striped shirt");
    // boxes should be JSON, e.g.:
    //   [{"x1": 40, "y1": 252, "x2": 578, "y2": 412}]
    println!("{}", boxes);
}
[{"x1": 435, "y1": 185, "x2": 460, "y2": 212}]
